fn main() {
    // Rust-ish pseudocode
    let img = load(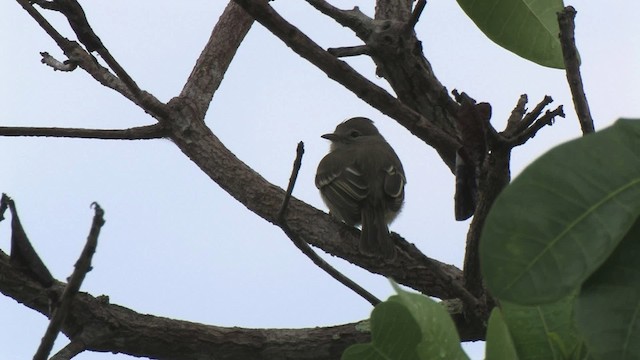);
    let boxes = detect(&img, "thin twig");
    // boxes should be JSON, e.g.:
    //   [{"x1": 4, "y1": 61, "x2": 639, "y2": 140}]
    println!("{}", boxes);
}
[
  {"x1": 558, "y1": 6, "x2": 595, "y2": 135},
  {"x1": 49, "y1": 340, "x2": 86, "y2": 360},
  {"x1": 518, "y1": 95, "x2": 554, "y2": 133},
  {"x1": 33, "y1": 203, "x2": 105, "y2": 360},
  {"x1": 15, "y1": 0, "x2": 70, "y2": 51},
  {"x1": 277, "y1": 142, "x2": 305, "y2": 222},
  {"x1": 0, "y1": 124, "x2": 167, "y2": 140},
  {"x1": 505, "y1": 94, "x2": 528, "y2": 129},
  {"x1": 406, "y1": 0, "x2": 427, "y2": 30},
  {"x1": 277, "y1": 142, "x2": 380, "y2": 306},
  {"x1": 305, "y1": 1, "x2": 371, "y2": 37},
  {"x1": 509, "y1": 106, "x2": 565, "y2": 146},
  {"x1": 96, "y1": 49, "x2": 142, "y2": 97},
  {"x1": 40, "y1": 52, "x2": 78, "y2": 71},
  {"x1": 327, "y1": 45, "x2": 370, "y2": 57}
]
